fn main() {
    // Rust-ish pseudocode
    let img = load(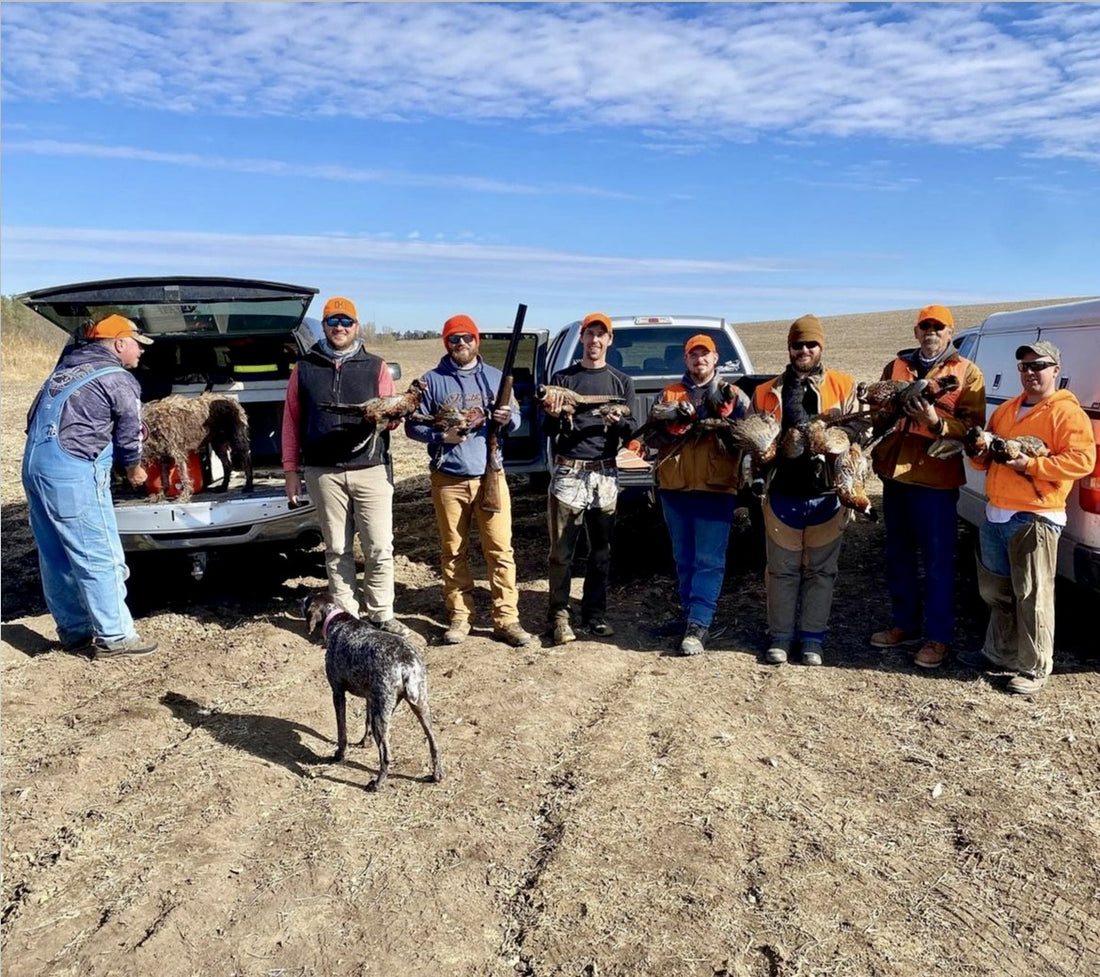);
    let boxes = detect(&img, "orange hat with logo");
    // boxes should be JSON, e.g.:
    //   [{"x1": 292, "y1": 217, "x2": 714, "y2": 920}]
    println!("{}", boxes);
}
[
  {"x1": 442, "y1": 313, "x2": 479, "y2": 346},
  {"x1": 86, "y1": 314, "x2": 153, "y2": 345},
  {"x1": 787, "y1": 314, "x2": 825, "y2": 349},
  {"x1": 917, "y1": 304, "x2": 954, "y2": 328},
  {"x1": 322, "y1": 296, "x2": 359, "y2": 321},
  {"x1": 684, "y1": 333, "x2": 717, "y2": 355},
  {"x1": 581, "y1": 312, "x2": 613, "y2": 336}
]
